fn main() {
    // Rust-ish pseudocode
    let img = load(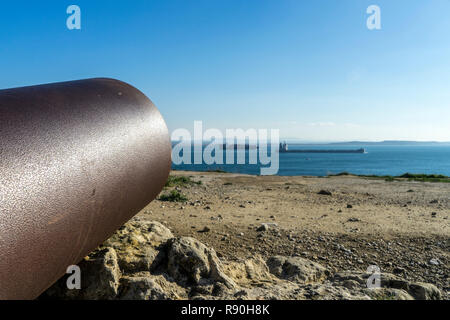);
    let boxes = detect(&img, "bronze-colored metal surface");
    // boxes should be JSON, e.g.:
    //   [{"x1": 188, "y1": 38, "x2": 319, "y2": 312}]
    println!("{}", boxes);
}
[{"x1": 0, "y1": 78, "x2": 171, "y2": 300}]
